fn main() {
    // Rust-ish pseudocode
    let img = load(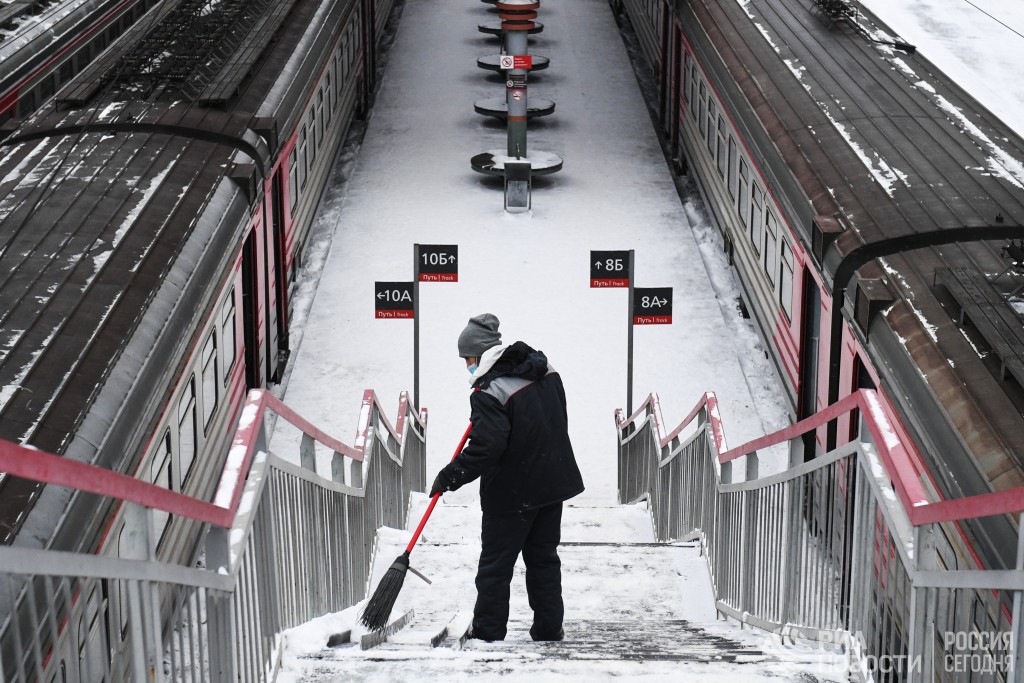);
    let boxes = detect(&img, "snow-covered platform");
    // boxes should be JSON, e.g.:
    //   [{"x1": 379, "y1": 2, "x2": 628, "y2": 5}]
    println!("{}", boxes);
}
[
  {"x1": 269, "y1": 0, "x2": 817, "y2": 673},
  {"x1": 277, "y1": 501, "x2": 847, "y2": 681}
]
